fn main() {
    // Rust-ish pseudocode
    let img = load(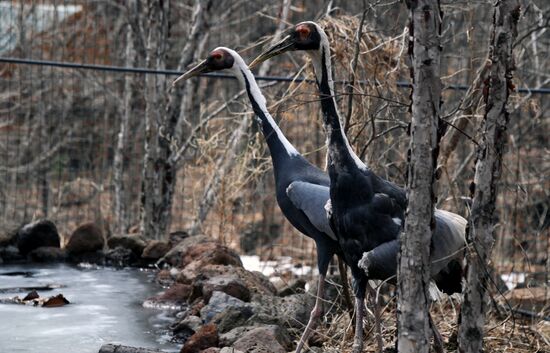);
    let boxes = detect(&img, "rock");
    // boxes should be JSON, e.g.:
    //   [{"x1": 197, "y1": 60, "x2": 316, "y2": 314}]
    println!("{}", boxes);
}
[
  {"x1": 72, "y1": 250, "x2": 105, "y2": 265},
  {"x1": 172, "y1": 315, "x2": 202, "y2": 342},
  {"x1": 0, "y1": 245, "x2": 24, "y2": 263},
  {"x1": 142, "y1": 240, "x2": 171, "y2": 261},
  {"x1": 5, "y1": 293, "x2": 71, "y2": 307},
  {"x1": 23, "y1": 290, "x2": 39, "y2": 301},
  {"x1": 65, "y1": 223, "x2": 104, "y2": 255},
  {"x1": 213, "y1": 305, "x2": 255, "y2": 333},
  {"x1": 105, "y1": 247, "x2": 136, "y2": 267},
  {"x1": 16, "y1": 219, "x2": 60, "y2": 256},
  {"x1": 177, "y1": 265, "x2": 276, "y2": 297},
  {"x1": 173, "y1": 315, "x2": 203, "y2": 335},
  {"x1": 28, "y1": 246, "x2": 67, "y2": 262},
  {"x1": 155, "y1": 269, "x2": 175, "y2": 287},
  {"x1": 154, "y1": 283, "x2": 193, "y2": 304},
  {"x1": 188, "y1": 300, "x2": 206, "y2": 317},
  {"x1": 144, "y1": 282, "x2": 194, "y2": 310},
  {"x1": 108, "y1": 235, "x2": 147, "y2": 257},
  {"x1": 43, "y1": 294, "x2": 70, "y2": 307},
  {"x1": 180, "y1": 323, "x2": 219, "y2": 353},
  {"x1": 169, "y1": 230, "x2": 190, "y2": 245},
  {"x1": 99, "y1": 344, "x2": 166, "y2": 353},
  {"x1": 248, "y1": 293, "x2": 315, "y2": 330},
  {"x1": 0, "y1": 229, "x2": 17, "y2": 247},
  {"x1": 200, "y1": 275, "x2": 251, "y2": 303},
  {"x1": 232, "y1": 325, "x2": 292, "y2": 353},
  {"x1": 160, "y1": 235, "x2": 211, "y2": 267},
  {"x1": 180, "y1": 243, "x2": 242, "y2": 272},
  {"x1": 278, "y1": 278, "x2": 306, "y2": 297},
  {"x1": 200, "y1": 348, "x2": 220, "y2": 353},
  {"x1": 219, "y1": 326, "x2": 255, "y2": 347},
  {"x1": 504, "y1": 287, "x2": 550, "y2": 313},
  {"x1": 219, "y1": 348, "x2": 244, "y2": 353},
  {"x1": 200, "y1": 291, "x2": 246, "y2": 323}
]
